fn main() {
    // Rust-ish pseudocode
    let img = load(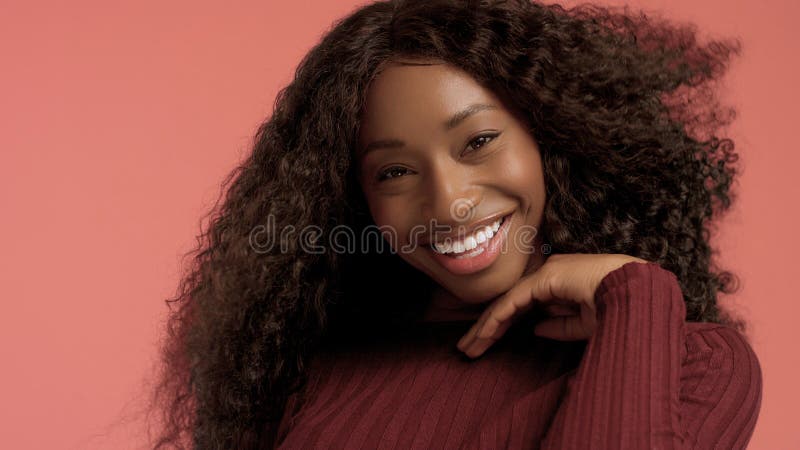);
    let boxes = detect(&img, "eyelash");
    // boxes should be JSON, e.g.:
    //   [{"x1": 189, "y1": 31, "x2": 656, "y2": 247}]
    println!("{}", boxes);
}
[{"x1": 376, "y1": 132, "x2": 500, "y2": 182}]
